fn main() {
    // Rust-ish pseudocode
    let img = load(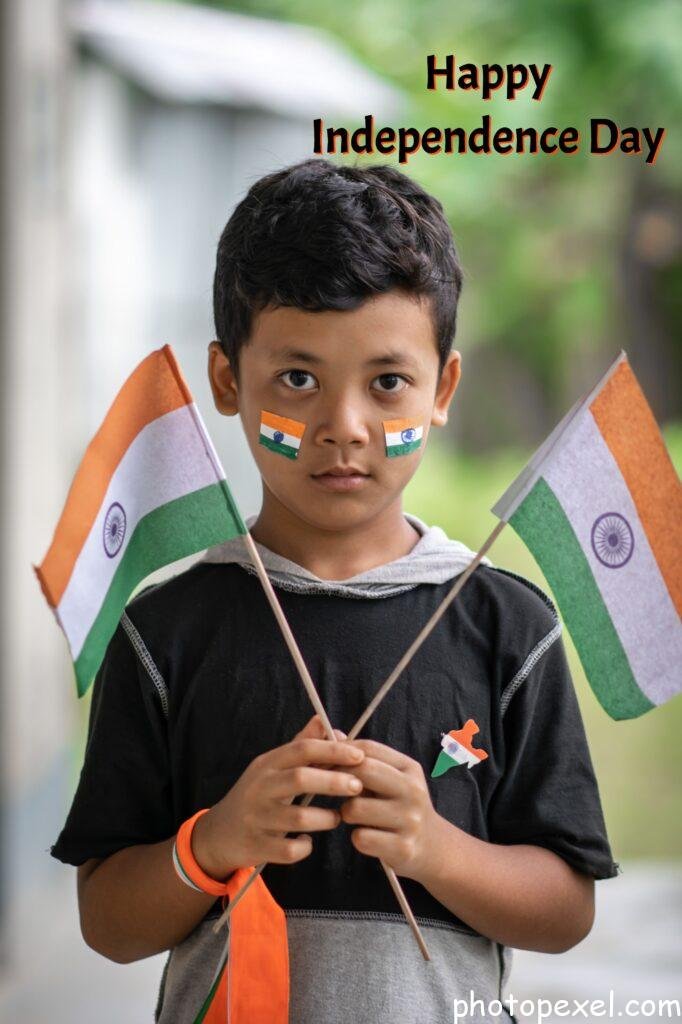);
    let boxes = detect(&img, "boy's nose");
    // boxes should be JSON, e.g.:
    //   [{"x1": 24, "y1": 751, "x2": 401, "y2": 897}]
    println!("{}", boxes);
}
[{"x1": 314, "y1": 397, "x2": 371, "y2": 447}]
